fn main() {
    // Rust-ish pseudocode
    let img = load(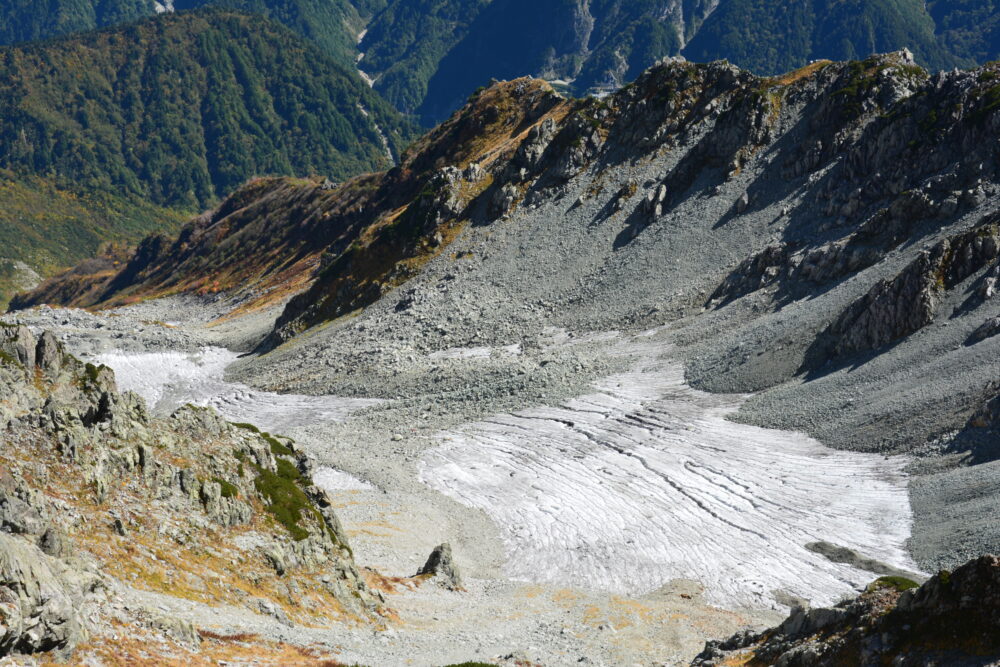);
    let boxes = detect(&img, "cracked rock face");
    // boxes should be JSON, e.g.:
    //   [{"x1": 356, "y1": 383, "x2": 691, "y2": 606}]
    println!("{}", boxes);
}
[
  {"x1": 822, "y1": 222, "x2": 1000, "y2": 359},
  {"x1": 0, "y1": 325, "x2": 36, "y2": 369},
  {"x1": 0, "y1": 533, "x2": 85, "y2": 656}
]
